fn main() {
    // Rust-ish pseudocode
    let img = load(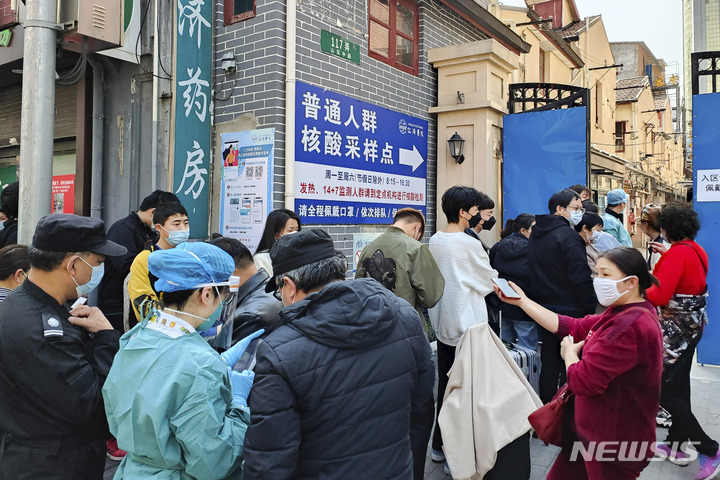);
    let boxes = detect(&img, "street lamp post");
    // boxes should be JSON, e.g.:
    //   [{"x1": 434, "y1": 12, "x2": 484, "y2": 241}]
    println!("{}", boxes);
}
[{"x1": 17, "y1": 0, "x2": 57, "y2": 243}]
